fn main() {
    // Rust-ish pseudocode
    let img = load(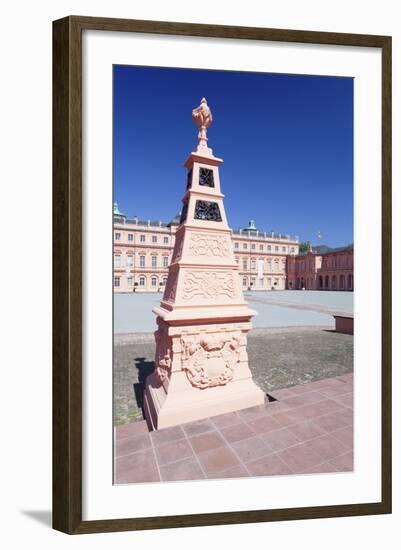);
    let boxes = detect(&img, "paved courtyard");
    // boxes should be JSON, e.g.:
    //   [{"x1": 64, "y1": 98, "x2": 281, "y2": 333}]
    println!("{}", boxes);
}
[
  {"x1": 114, "y1": 290, "x2": 353, "y2": 334},
  {"x1": 115, "y1": 373, "x2": 353, "y2": 483}
]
